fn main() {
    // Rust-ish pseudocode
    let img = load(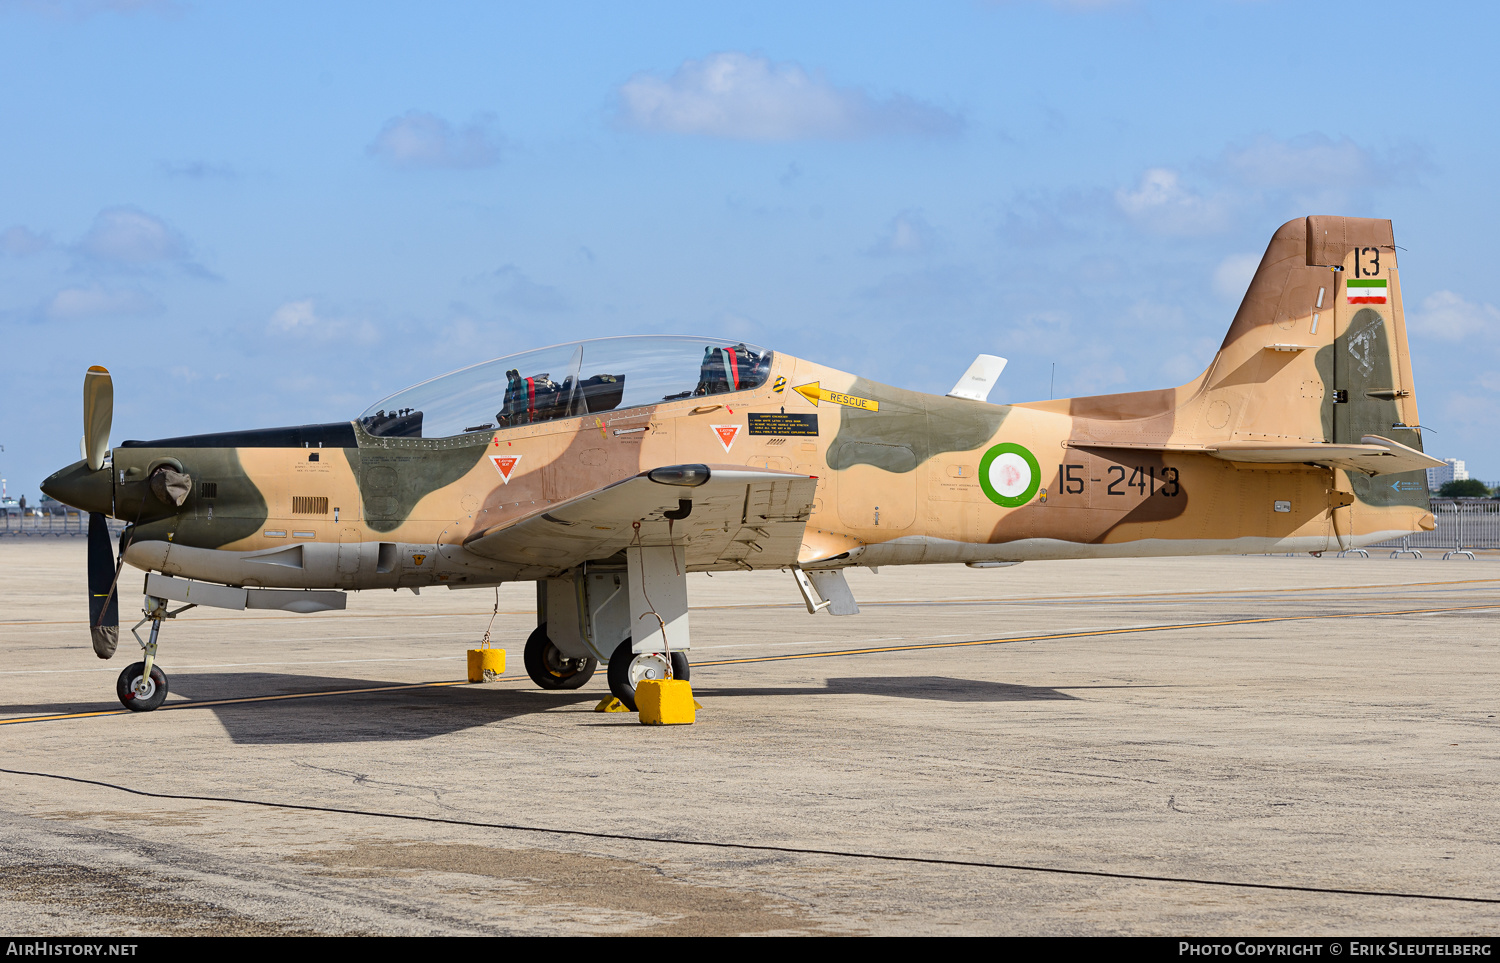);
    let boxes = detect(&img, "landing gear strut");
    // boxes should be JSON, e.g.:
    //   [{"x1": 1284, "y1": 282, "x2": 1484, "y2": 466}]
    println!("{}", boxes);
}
[{"x1": 117, "y1": 593, "x2": 193, "y2": 712}]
